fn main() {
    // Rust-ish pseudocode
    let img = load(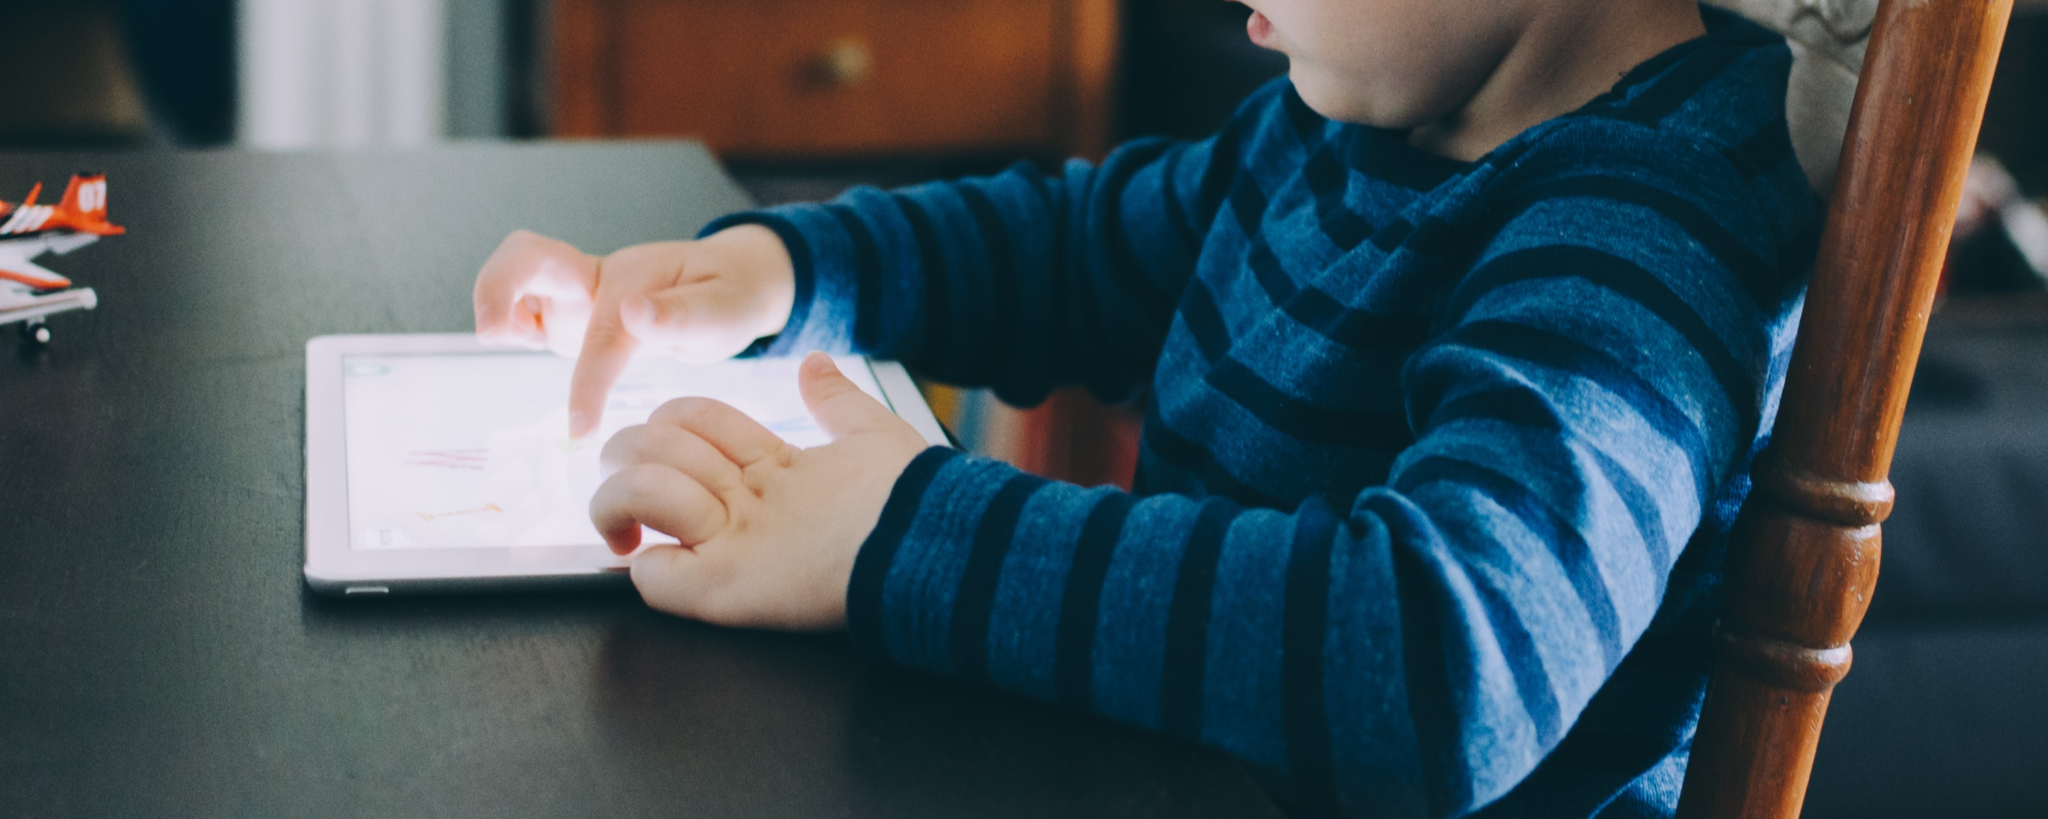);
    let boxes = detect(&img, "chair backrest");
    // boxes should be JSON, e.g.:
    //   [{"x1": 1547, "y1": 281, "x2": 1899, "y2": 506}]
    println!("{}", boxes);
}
[{"x1": 1675, "y1": 2, "x2": 2015, "y2": 817}]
